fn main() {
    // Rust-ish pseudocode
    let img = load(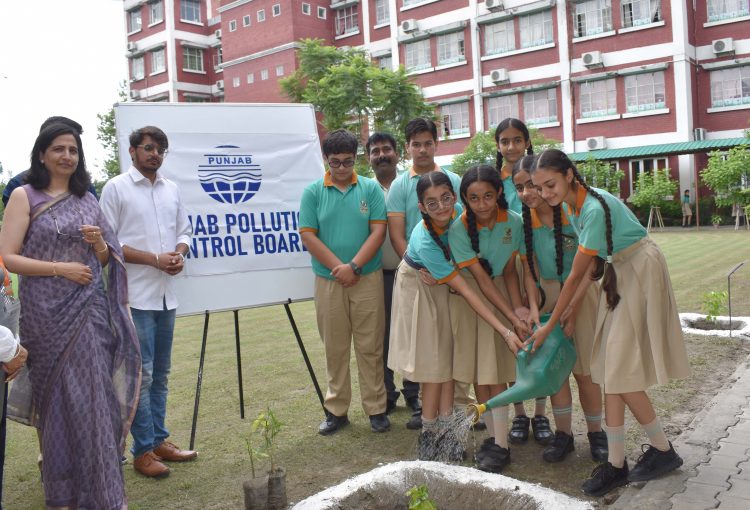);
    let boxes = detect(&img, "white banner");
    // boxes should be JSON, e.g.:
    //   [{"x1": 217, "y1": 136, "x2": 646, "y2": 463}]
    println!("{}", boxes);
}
[{"x1": 114, "y1": 103, "x2": 322, "y2": 315}]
